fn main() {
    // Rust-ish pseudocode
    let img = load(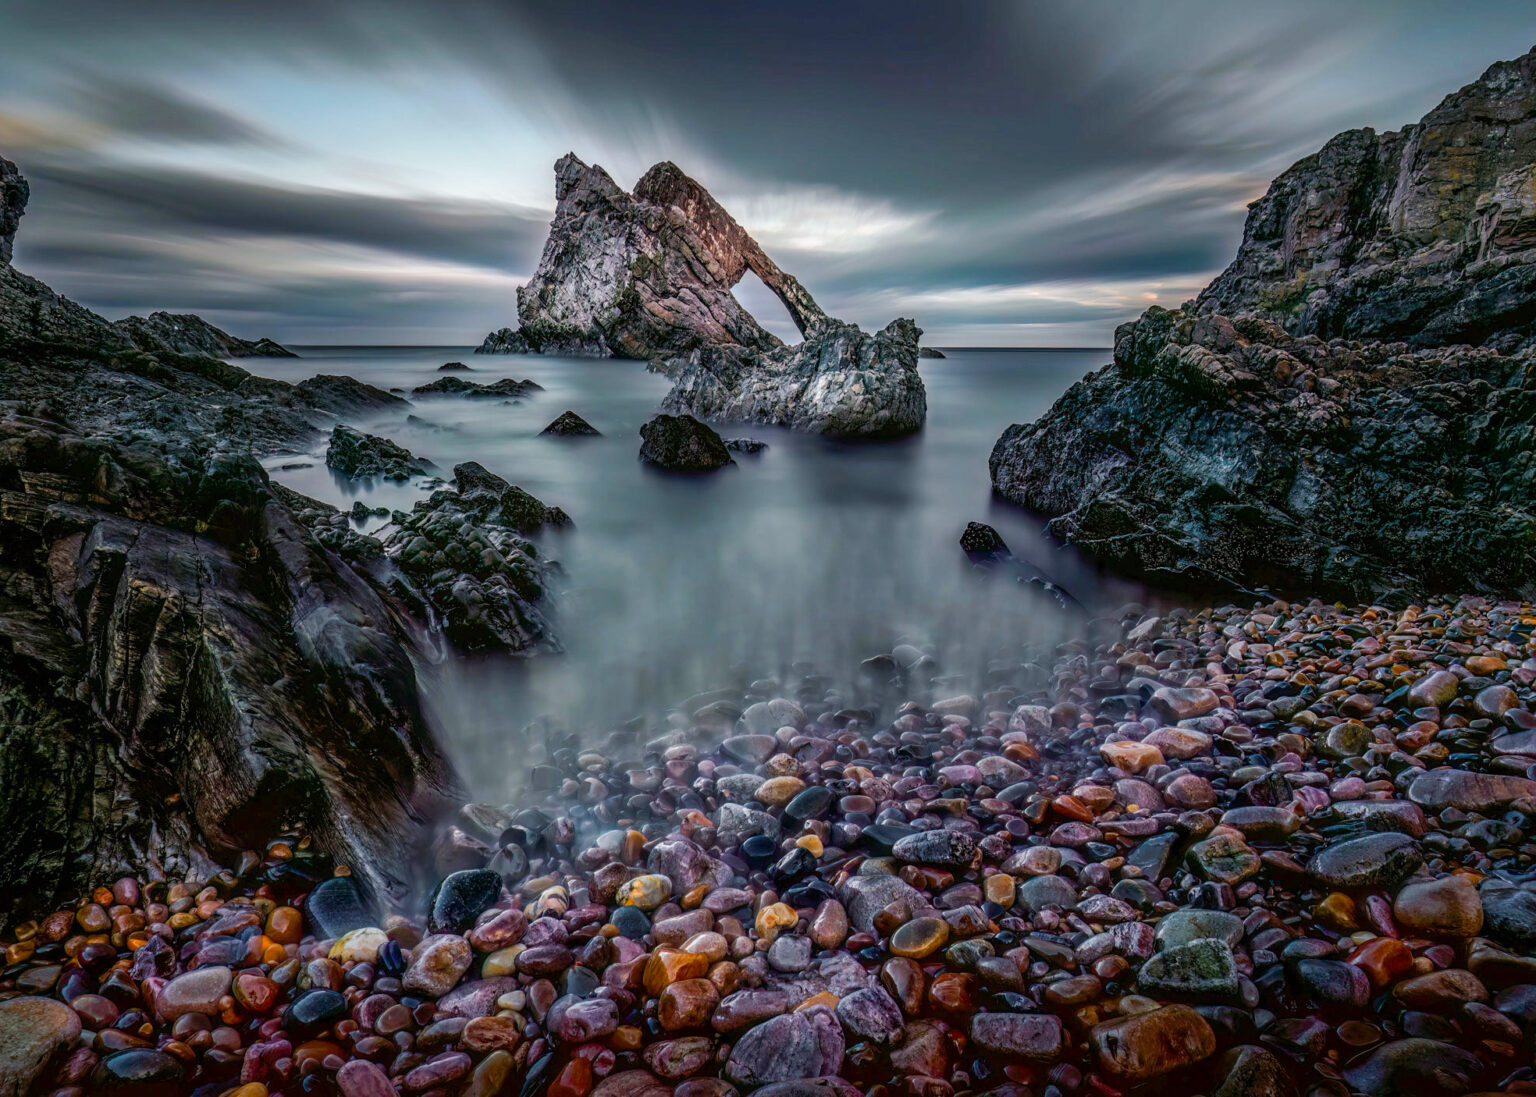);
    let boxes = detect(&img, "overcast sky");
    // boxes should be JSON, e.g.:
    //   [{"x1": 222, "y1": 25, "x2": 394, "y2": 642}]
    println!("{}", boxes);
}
[{"x1": 1, "y1": 1, "x2": 1532, "y2": 346}]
